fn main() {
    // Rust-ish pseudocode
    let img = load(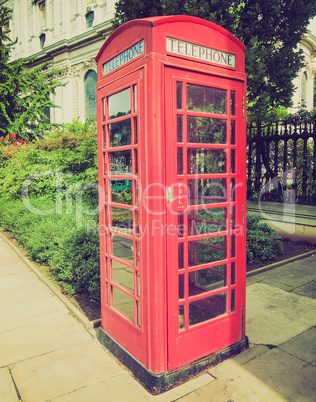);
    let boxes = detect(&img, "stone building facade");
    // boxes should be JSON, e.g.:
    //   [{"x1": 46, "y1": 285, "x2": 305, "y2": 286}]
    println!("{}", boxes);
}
[
  {"x1": 5, "y1": 0, "x2": 115, "y2": 124},
  {"x1": 290, "y1": 17, "x2": 316, "y2": 112}
]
